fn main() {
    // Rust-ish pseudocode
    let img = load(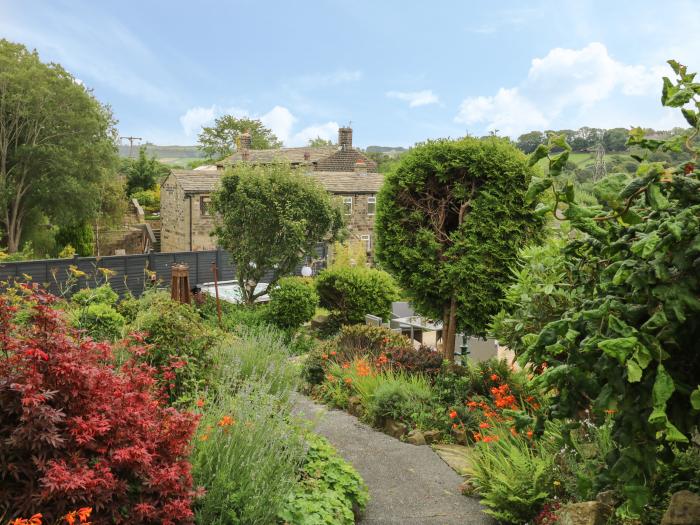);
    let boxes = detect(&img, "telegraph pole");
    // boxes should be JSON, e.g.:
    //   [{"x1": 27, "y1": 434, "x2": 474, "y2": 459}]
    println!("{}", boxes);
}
[{"x1": 120, "y1": 136, "x2": 142, "y2": 157}]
